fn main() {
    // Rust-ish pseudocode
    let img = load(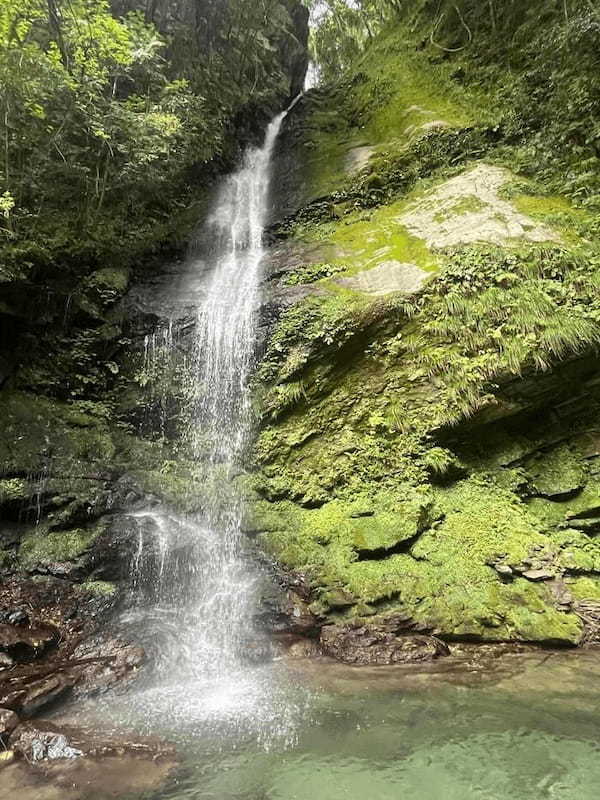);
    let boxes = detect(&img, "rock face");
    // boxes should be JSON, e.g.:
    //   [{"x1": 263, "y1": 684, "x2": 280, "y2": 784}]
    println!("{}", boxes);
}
[
  {"x1": 253, "y1": 23, "x2": 600, "y2": 650},
  {"x1": 320, "y1": 623, "x2": 450, "y2": 665},
  {"x1": 2, "y1": 720, "x2": 177, "y2": 800},
  {"x1": 0, "y1": 576, "x2": 144, "y2": 721},
  {"x1": 336, "y1": 261, "x2": 429, "y2": 296},
  {"x1": 0, "y1": 622, "x2": 58, "y2": 661},
  {"x1": 399, "y1": 164, "x2": 559, "y2": 249}
]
